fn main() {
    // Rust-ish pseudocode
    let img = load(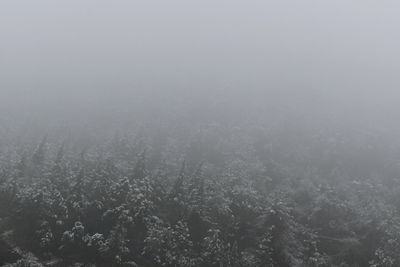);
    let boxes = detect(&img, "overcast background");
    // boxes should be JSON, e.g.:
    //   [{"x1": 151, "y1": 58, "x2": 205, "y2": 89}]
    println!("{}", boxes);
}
[{"x1": 1, "y1": 1, "x2": 399, "y2": 132}]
